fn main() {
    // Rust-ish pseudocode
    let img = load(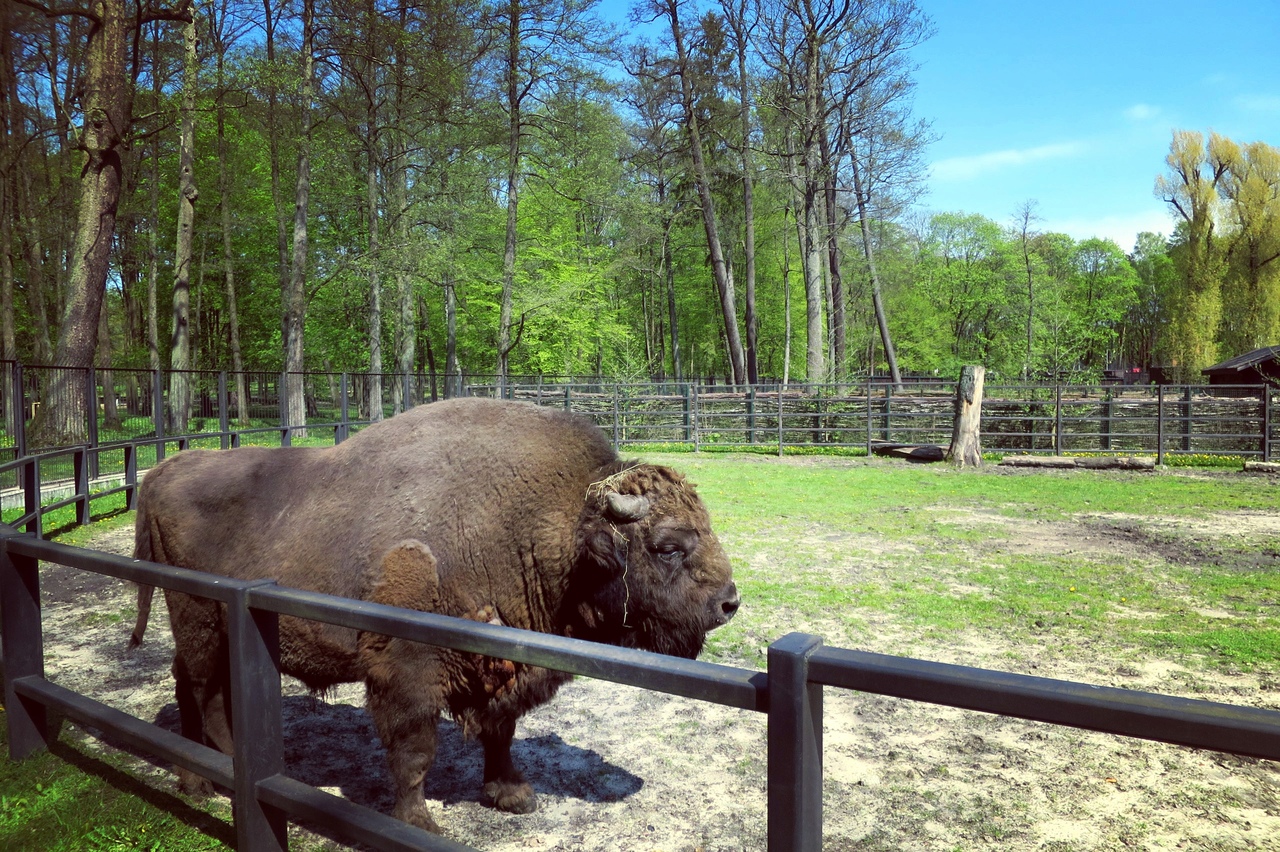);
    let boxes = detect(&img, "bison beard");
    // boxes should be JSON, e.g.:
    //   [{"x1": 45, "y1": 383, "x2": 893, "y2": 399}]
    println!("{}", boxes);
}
[{"x1": 130, "y1": 398, "x2": 739, "y2": 835}]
